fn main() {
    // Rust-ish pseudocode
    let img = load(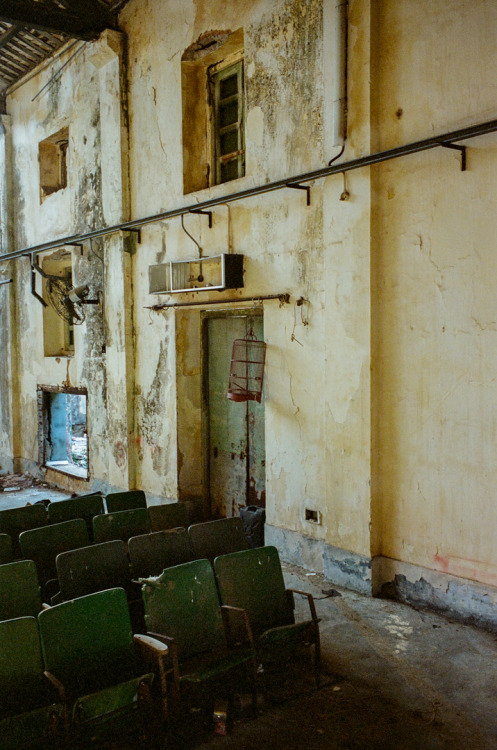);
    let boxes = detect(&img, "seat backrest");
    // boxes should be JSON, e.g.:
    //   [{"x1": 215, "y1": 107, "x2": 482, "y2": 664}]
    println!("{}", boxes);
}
[
  {"x1": 48, "y1": 494, "x2": 104, "y2": 540},
  {"x1": 0, "y1": 504, "x2": 48, "y2": 557},
  {"x1": 19, "y1": 519, "x2": 89, "y2": 586},
  {"x1": 93, "y1": 508, "x2": 151, "y2": 544},
  {"x1": 148, "y1": 503, "x2": 188, "y2": 532},
  {"x1": 56, "y1": 540, "x2": 133, "y2": 601},
  {"x1": 0, "y1": 560, "x2": 41, "y2": 620},
  {"x1": 214, "y1": 546, "x2": 294, "y2": 636},
  {"x1": 105, "y1": 490, "x2": 147, "y2": 514},
  {"x1": 0, "y1": 533, "x2": 13, "y2": 564},
  {"x1": 142, "y1": 559, "x2": 225, "y2": 661},
  {"x1": 188, "y1": 517, "x2": 249, "y2": 562},
  {"x1": 39, "y1": 587, "x2": 135, "y2": 690},
  {"x1": 0, "y1": 616, "x2": 46, "y2": 715},
  {"x1": 129, "y1": 528, "x2": 192, "y2": 579}
]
